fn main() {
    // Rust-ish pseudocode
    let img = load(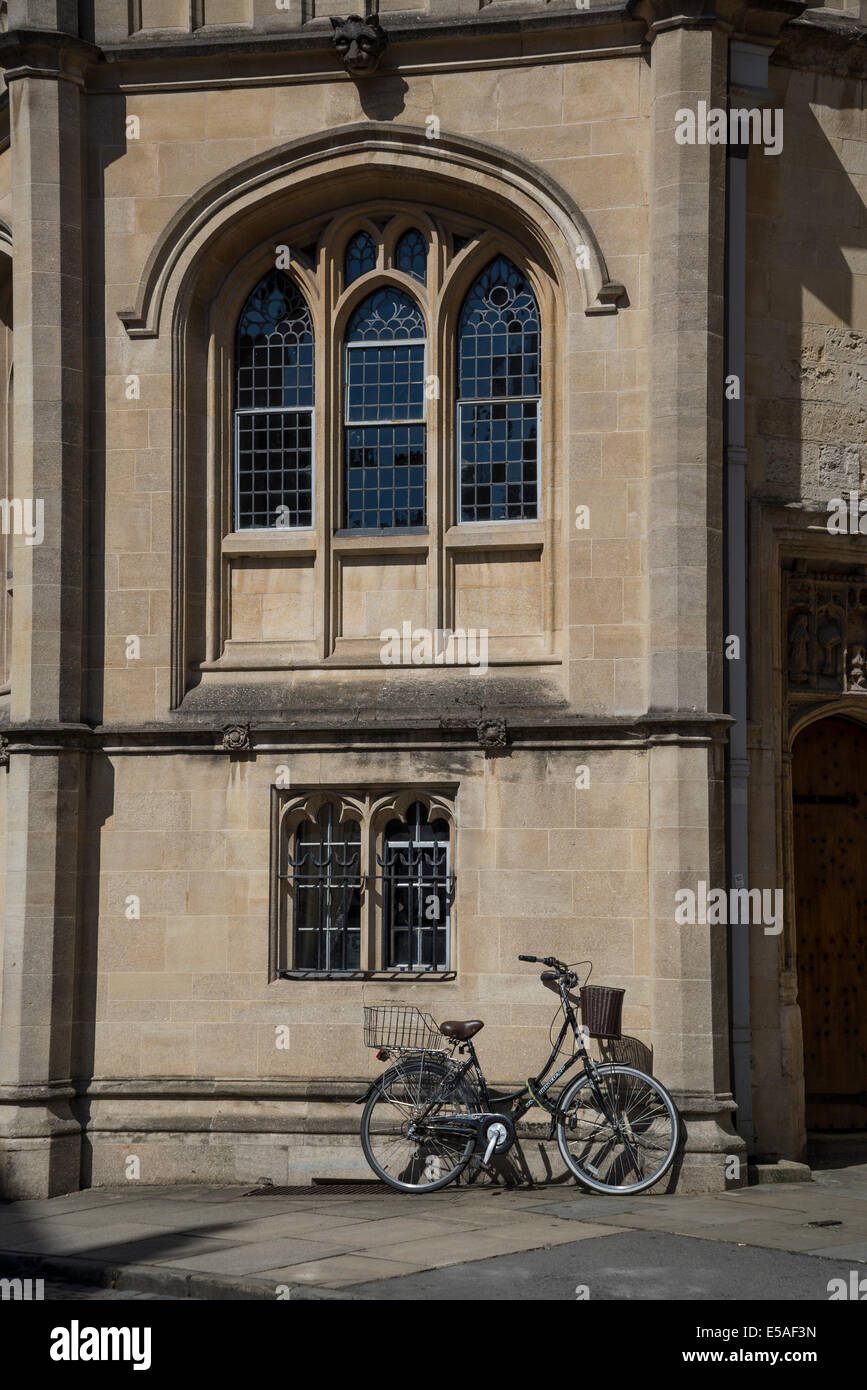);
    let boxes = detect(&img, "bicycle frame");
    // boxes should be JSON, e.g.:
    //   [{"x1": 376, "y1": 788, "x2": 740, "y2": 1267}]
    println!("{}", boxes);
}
[{"x1": 414, "y1": 978, "x2": 616, "y2": 1140}]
